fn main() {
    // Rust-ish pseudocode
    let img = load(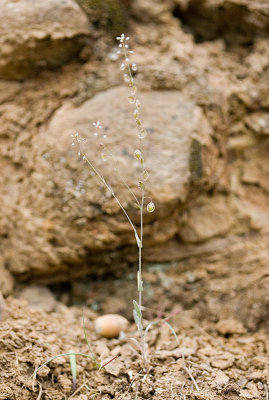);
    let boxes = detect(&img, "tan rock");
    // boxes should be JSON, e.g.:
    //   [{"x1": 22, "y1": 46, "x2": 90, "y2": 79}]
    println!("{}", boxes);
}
[
  {"x1": 19, "y1": 285, "x2": 56, "y2": 312},
  {"x1": 245, "y1": 112, "x2": 269, "y2": 136},
  {"x1": 179, "y1": 195, "x2": 234, "y2": 243},
  {"x1": 211, "y1": 353, "x2": 234, "y2": 370},
  {"x1": 94, "y1": 314, "x2": 129, "y2": 338},
  {"x1": 215, "y1": 319, "x2": 245, "y2": 335},
  {"x1": 5, "y1": 86, "x2": 210, "y2": 280},
  {"x1": 0, "y1": 0, "x2": 90, "y2": 79},
  {"x1": 0, "y1": 264, "x2": 14, "y2": 296},
  {"x1": 130, "y1": 0, "x2": 175, "y2": 22},
  {"x1": 175, "y1": 0, "x2": 269, "y2": 45}
]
